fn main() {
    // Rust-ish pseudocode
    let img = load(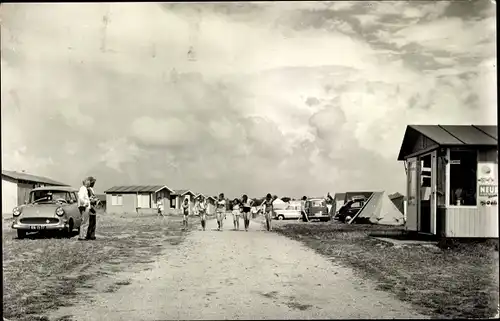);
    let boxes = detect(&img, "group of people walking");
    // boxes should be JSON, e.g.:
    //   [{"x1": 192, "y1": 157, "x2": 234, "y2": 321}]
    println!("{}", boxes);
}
[
  {"x1": 181, "y1": 193, "x2": 278, "y2": 232},
  {"x1": 77, "y1": 176, "x2": 99, "y2": 241}
]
